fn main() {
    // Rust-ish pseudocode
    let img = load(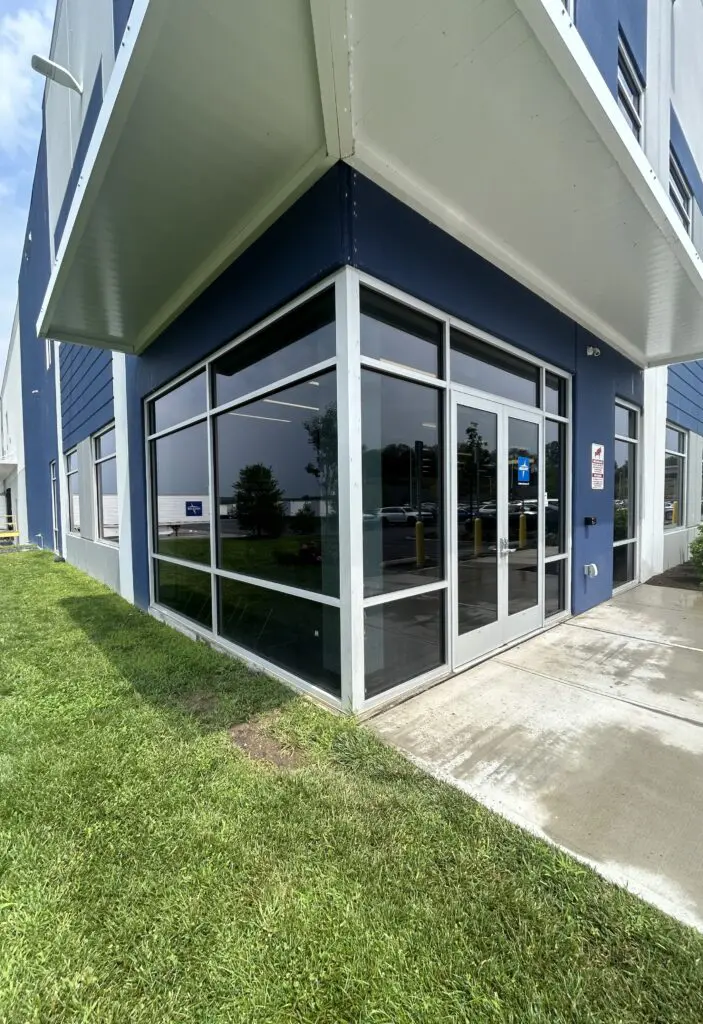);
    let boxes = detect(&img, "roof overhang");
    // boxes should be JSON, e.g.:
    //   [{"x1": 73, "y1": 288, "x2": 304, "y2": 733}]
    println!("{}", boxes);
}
[{"x1": 38, "y1": 0, "x2": 703, "y2": 366}]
